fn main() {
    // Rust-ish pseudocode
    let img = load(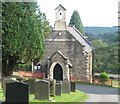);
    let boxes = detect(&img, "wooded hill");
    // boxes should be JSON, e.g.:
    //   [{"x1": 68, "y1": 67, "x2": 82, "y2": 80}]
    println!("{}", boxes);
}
[
  {"x1": 84, "y1": 27, "x2": 117, "y2": 35},
  {"x1": 84, "y1": 27, "x2": 119, "y2": 74}
]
